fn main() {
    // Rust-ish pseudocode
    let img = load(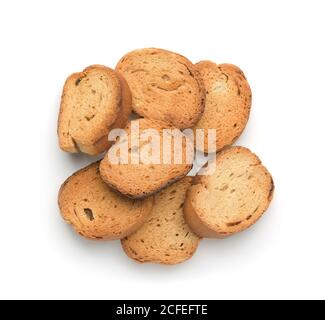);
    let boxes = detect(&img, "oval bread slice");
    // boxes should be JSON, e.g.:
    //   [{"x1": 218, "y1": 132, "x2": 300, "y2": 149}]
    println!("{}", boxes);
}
[
  {"x1": 194, "y1": 61, "x2": 252, "y2": 152},
  {"x1": 121, "y1": 177, "x2": 200, "y2": 265},
  {"x1": 184, "y1": 147, "x2": 274, "y2": 238},
  {"x1": 116, "y1": 48, "x2": 205, "y2": 129},
  {"x1": 100, "y1": 118, "x2": 194, "y2": 199},
  {"x1": 58, "y1": 65, "x2": 132, "y2": 155},
  {"x1": 58, "y1": 162, "x2": 153, "y2": 240}
]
